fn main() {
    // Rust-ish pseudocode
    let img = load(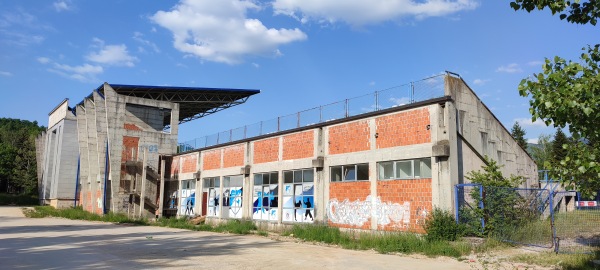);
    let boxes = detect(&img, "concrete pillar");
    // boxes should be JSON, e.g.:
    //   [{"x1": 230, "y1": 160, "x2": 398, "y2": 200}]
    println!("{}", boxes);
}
[
  {"x1": 158, "y1": 157, "x2": 166, "y2": 218},
  {"x1": 369, "y1": 118, "x2": 378, "y2": 230},
  {"x1": 103, "y1": 84, "x2": 126, "y2": 213},
  {"x1": 76, "y1": 105, "x2": 89, "y2": 208},
  {"x1": 93, "y1": 91, "x2": 109, "y2": 214},
  {"x1": 84, "y1": 98, "x2": 99, "y2": 214}
]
